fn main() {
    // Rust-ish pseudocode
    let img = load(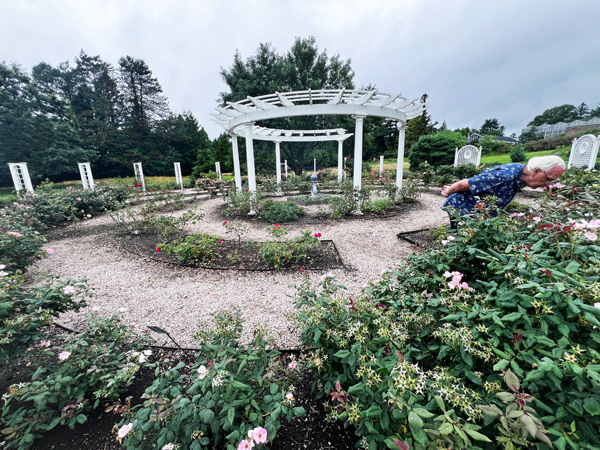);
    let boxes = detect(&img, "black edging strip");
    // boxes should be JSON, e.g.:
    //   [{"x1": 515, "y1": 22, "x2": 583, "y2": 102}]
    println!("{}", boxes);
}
[
  {"x1": 117, "y1": 238, "x2": 346, "y2": 272},
  {"x1": 396, "y1": 228, "x2": 432, "y2": 246},
  {"x1": 51, "y1": 321, "x2": 303, "y2": 354}
]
